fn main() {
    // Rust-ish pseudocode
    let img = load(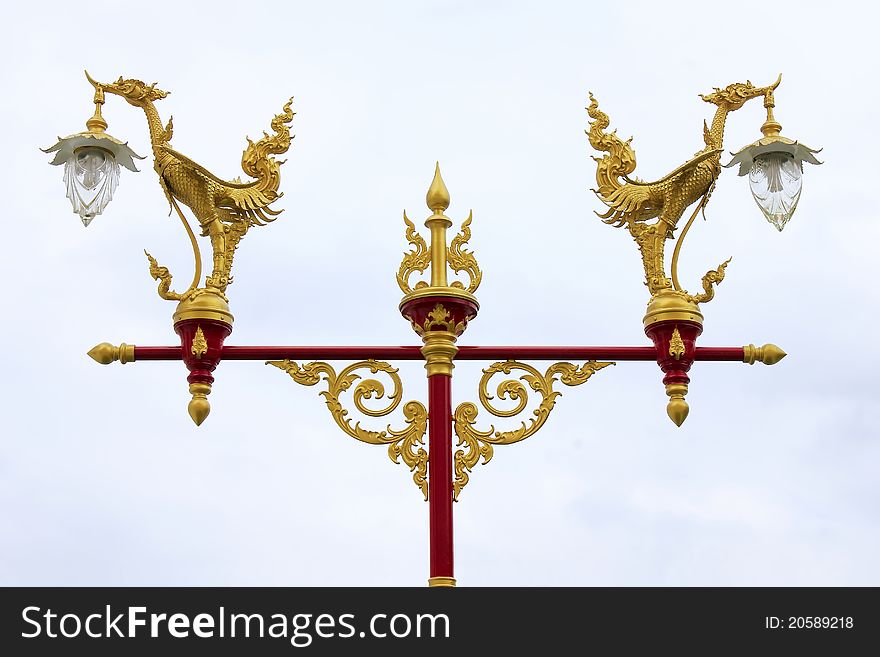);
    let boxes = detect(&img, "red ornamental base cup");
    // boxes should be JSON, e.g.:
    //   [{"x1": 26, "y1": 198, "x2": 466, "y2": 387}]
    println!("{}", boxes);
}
[
  {"x1": 645, "y1": 320, "x2": 702, "y2": 426},
  {"x1": 174, "y1": 318, "x2": 233, "y2": 425},
  {"x1": 399, "y1": 295, "x2": 479, "y2": 338}
]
